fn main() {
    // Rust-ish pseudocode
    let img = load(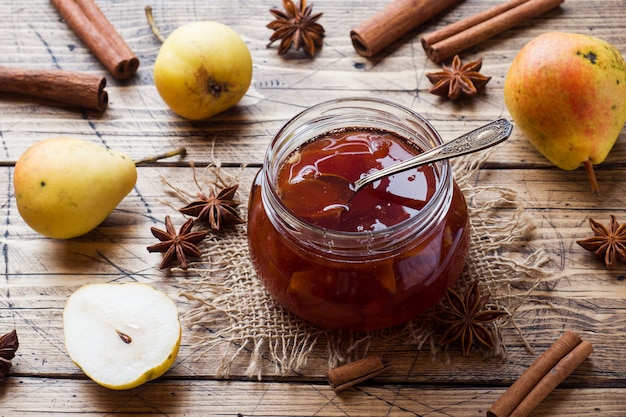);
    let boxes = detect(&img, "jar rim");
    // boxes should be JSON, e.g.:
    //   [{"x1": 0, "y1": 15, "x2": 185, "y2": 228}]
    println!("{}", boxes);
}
[{"x1": 261, "y1": 97, "x2": 453, "y2": 254}]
